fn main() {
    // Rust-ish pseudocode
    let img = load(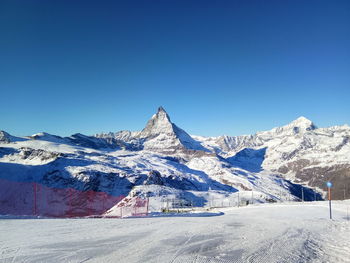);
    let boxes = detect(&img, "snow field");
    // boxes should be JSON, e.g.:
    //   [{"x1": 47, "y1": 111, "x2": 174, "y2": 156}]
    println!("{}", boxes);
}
[{"x1": 1, "y1": 201, "x2": 350, "y2": 263}]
